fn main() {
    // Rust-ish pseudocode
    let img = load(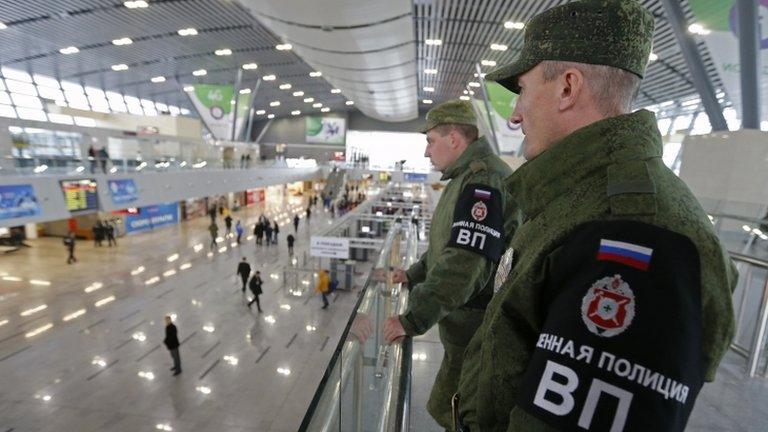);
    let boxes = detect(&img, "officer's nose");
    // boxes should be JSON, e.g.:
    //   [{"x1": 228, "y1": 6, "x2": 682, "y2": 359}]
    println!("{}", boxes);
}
[{"x1": 509, "y1": 106, "x2": 523, "y2": 127}]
